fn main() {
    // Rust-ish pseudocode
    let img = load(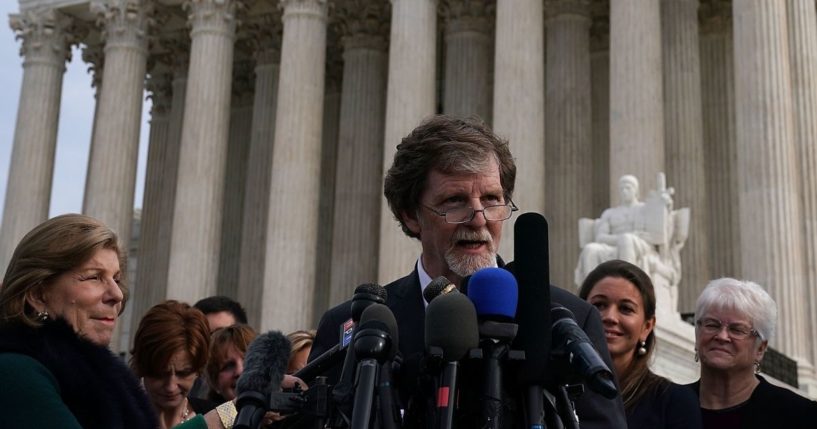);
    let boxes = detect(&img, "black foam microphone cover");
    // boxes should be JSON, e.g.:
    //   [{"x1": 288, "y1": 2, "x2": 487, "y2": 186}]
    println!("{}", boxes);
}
[
  {"x1": 512, "y1": 212, "x2": 552, "y2": 384},
  {"x1": 358, "y1": 303, "x2": 399, "y2": 358},
  {"x1": 351, "y1": 283, "x2": 388, "y2": 322},
  {"x1": 234, "y1": 331, "x2": 291, "y2": 429},
  {"x1": 425, "y1": 292, "x2": 479, "y2": 361},
  {"x1": 423, "y1": 276, "x2": 457, "y2": 304}
]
